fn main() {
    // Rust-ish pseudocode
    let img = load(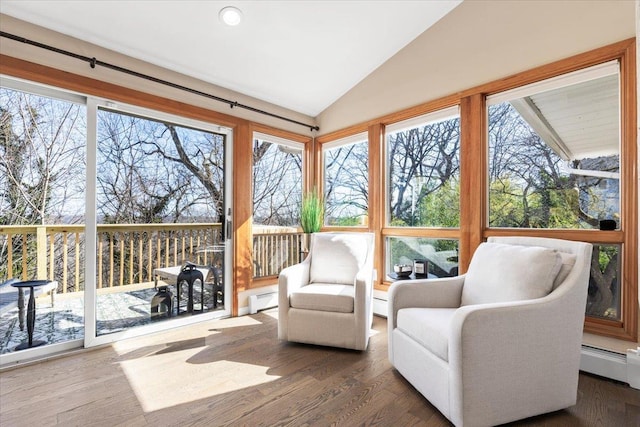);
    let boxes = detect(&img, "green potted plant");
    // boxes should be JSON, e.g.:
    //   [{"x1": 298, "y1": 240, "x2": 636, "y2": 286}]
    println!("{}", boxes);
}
[
  {"x1": 300, "y1": 189, "x2": 324, "y2": 255},
  {"x1": 301, "y1": 188, "x2": 324, "y2": 233}
]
